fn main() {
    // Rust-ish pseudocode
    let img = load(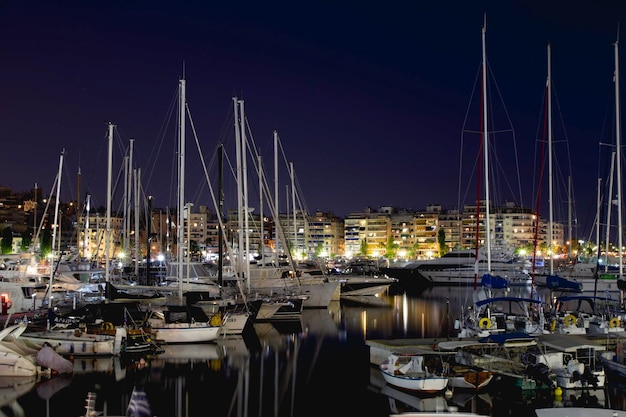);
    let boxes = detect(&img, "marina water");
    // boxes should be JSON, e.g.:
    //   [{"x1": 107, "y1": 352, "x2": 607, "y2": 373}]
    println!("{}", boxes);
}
[{"x1": 6, "y1": 285, "x2": 626, "y2": 416}]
